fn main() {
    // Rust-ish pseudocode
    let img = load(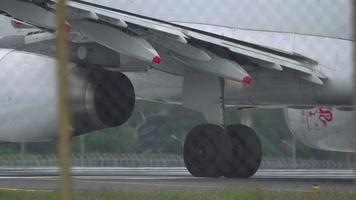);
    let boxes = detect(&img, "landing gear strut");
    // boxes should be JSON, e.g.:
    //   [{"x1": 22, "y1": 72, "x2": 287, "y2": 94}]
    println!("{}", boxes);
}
[{"x1": 183, "y1": 124, "x2": 262, "y2": 178}]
